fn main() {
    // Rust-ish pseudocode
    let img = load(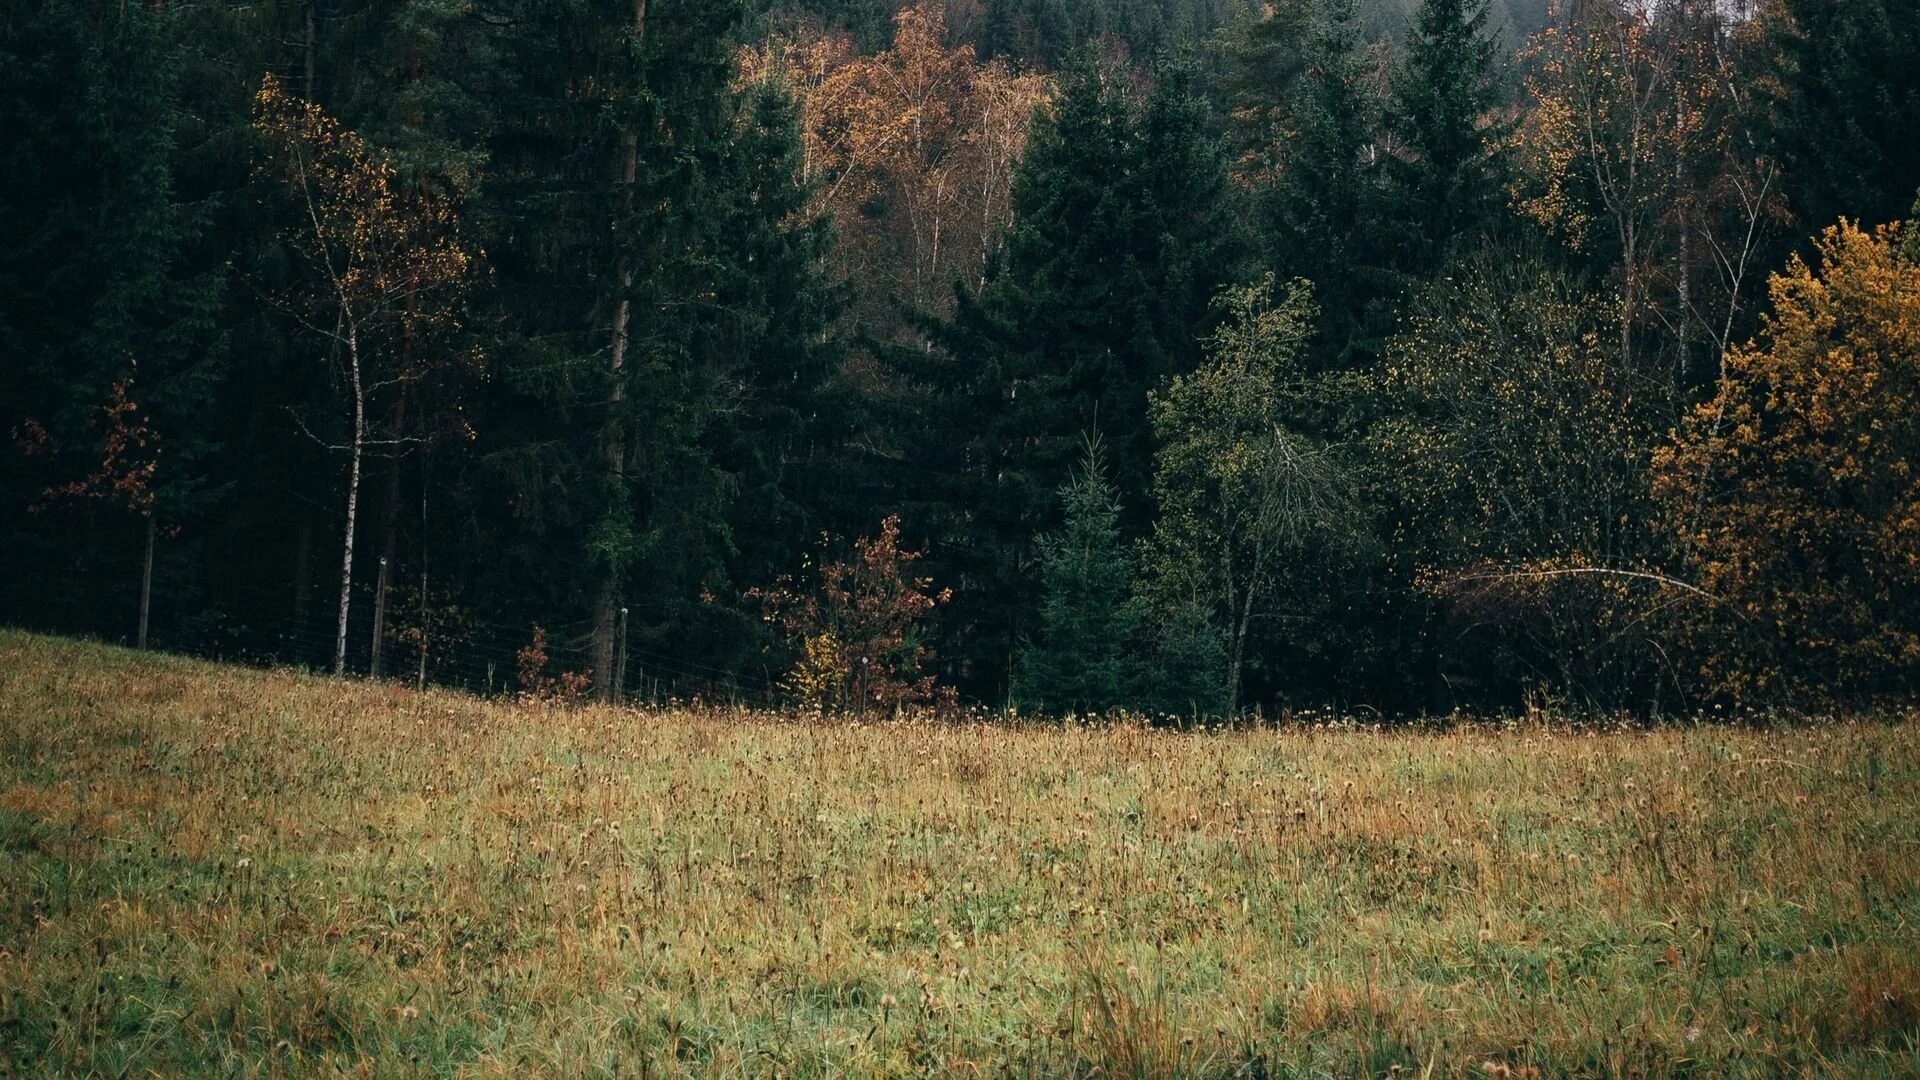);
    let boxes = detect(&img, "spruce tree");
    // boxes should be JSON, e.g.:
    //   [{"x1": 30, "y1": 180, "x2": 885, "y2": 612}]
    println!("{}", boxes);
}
[
  {"x1": 907, "y1": 48, "x2": 1238, "y2": 700},
  {"x1": 0, "y1": 2, "x2": 225, "y2": 641},
  {"x1": 1383, "y1": 0, "x2": 1507, "y2": 276},
  {"x1": 1014, "y1": 435, "x2": 1137, "y2": 715},
  {"x1": 1764, "y1": 0, "x2": 1920, "y2": 239},
  {"x1": 469, "y1": 0, "x2": 845, "y2": 695},
  {"x1": 1264, "y1": 0, "x2": 1387, "y2": 371},
  {"x1": 1211, "y1": 0, "x2": 1314, "y2": 179},
  {"x1": 708, "y1": 77, "x2": 849, "y2": 673}
]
